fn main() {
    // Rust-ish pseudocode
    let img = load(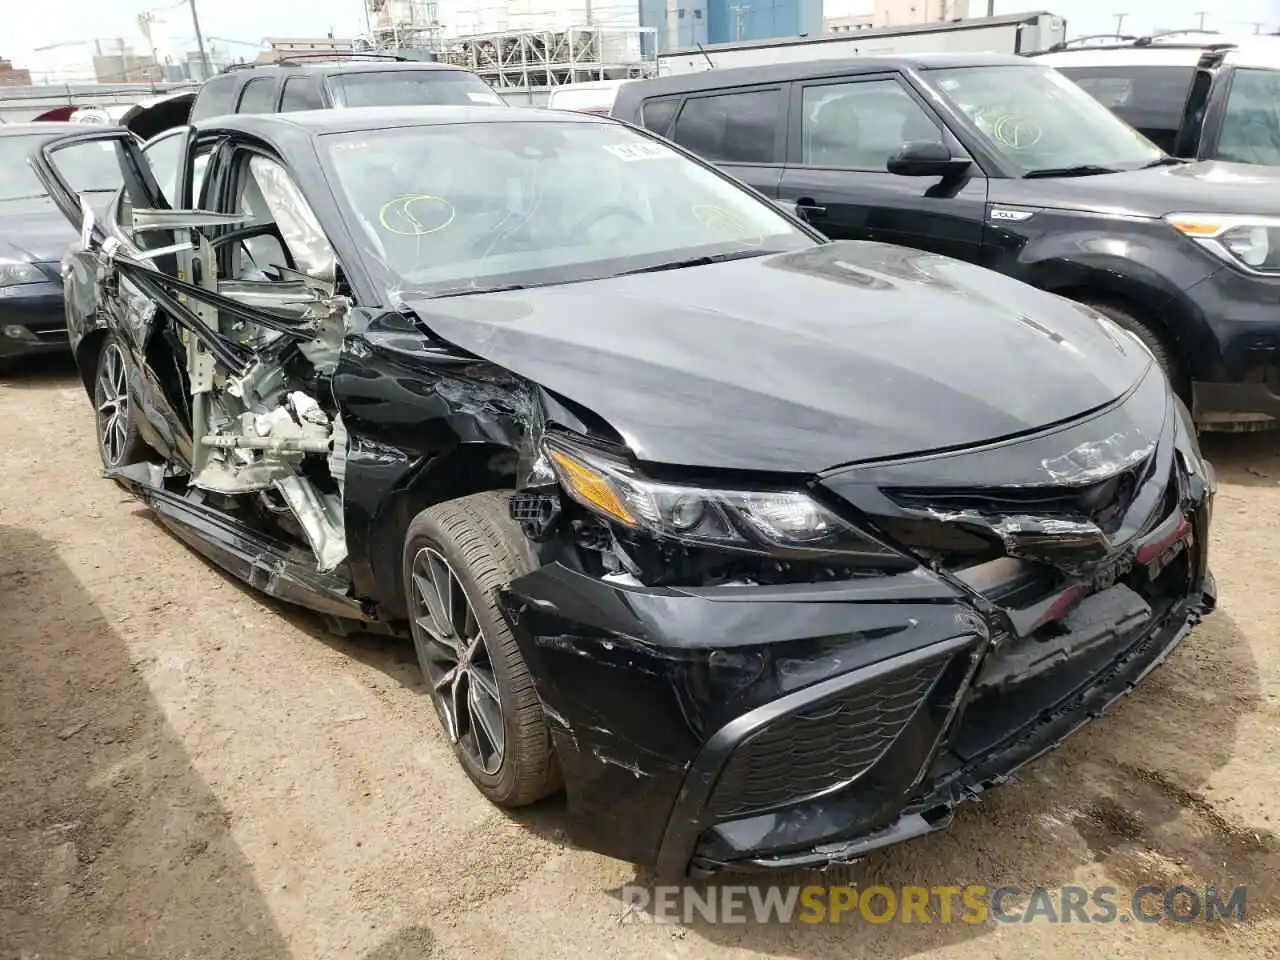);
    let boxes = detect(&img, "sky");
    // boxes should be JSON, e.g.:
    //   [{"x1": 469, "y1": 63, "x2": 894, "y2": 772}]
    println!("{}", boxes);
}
[{"x1": 7, "y1": 0, "x2": 1280, "y2": 82}]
